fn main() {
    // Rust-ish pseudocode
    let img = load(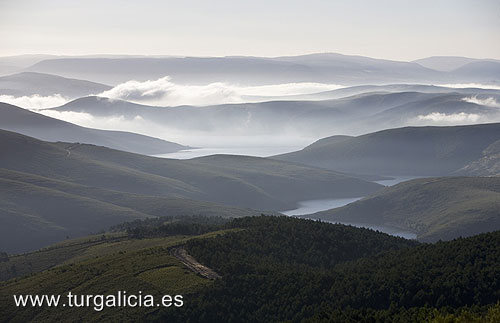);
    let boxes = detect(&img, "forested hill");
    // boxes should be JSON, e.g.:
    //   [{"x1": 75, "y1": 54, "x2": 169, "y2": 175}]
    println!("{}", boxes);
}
[
  {"x1": 1, "y1": 216, "x2": 499, "y2": 321},
  {"x1": 168, "y1": 216, "x2": 500, "y2": 322}
]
